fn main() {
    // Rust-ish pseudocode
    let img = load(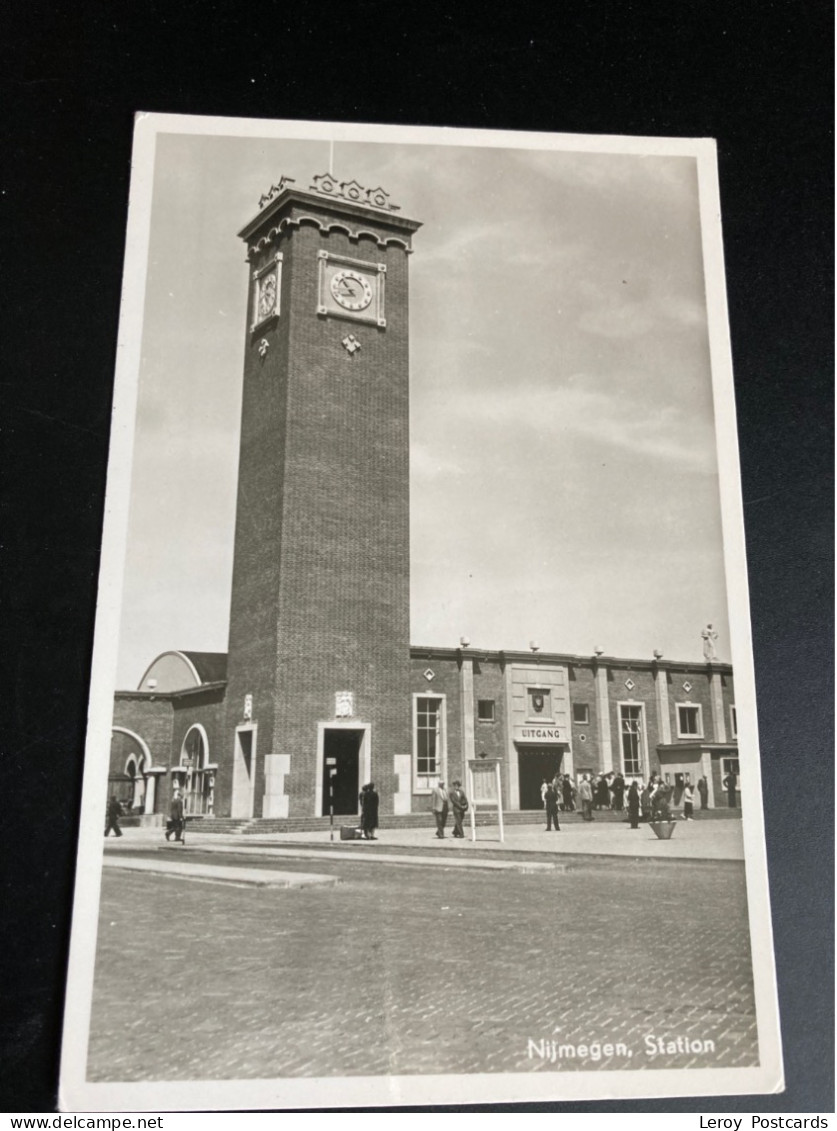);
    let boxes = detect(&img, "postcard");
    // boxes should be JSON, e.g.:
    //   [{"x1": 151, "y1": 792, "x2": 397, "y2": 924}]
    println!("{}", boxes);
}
[{"x1": 59, "y1": 114, "x2": 783, "y2": 1110}]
